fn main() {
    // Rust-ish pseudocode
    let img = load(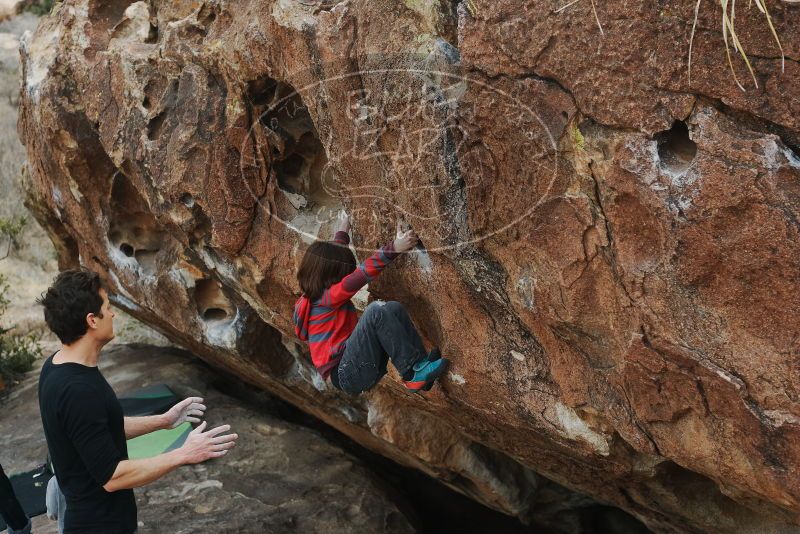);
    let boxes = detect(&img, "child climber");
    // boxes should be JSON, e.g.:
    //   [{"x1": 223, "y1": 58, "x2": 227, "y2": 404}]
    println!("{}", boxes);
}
[{"x1": 293, "y1": 212, "x2": 448, "y2": 394}]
